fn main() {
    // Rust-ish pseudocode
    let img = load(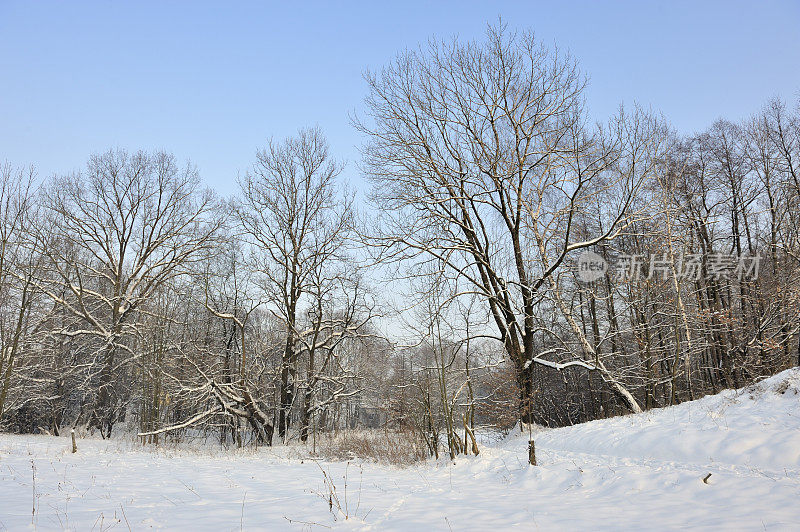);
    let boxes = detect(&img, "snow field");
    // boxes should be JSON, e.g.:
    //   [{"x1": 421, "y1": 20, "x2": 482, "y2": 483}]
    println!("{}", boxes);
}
[{"x1": 1, "y1": 369, "x2": 799, "y2": 530}]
